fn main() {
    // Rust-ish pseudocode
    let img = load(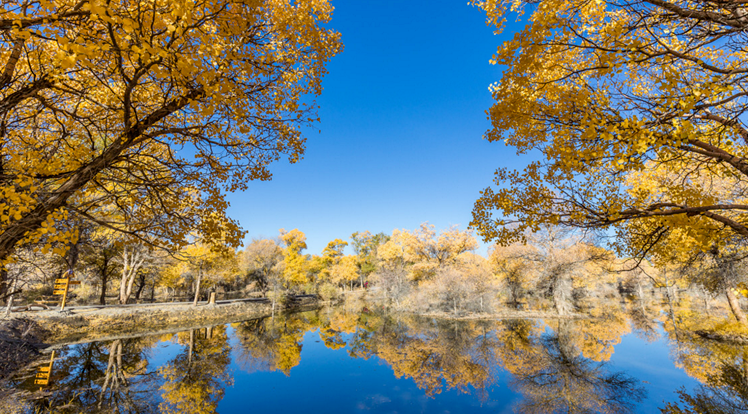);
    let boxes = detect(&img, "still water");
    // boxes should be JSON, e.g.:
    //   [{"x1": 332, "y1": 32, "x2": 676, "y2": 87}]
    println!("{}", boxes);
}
[{"x1": 7, "y1": 305, "x2": 745, "y2": 413}]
